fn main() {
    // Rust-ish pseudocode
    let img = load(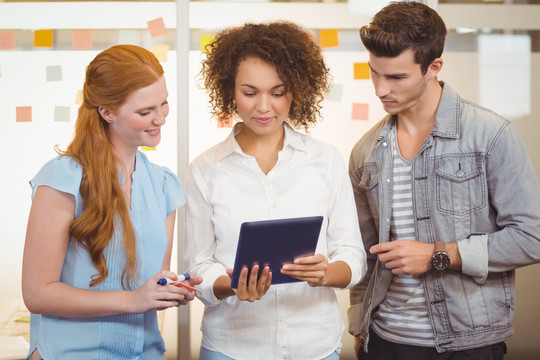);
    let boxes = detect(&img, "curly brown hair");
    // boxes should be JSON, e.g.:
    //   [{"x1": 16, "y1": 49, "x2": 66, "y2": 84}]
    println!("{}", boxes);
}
[{"x1": 200, "y1": 21, "x2": 331, "y2": 131}]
